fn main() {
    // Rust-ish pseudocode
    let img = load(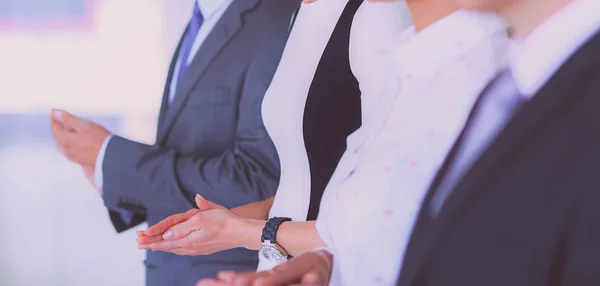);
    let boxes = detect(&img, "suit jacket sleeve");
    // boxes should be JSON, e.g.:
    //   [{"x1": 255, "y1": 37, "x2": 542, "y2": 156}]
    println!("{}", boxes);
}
[{"x1": 101, "y1": 40, "x2": 284, "y2": 232}]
